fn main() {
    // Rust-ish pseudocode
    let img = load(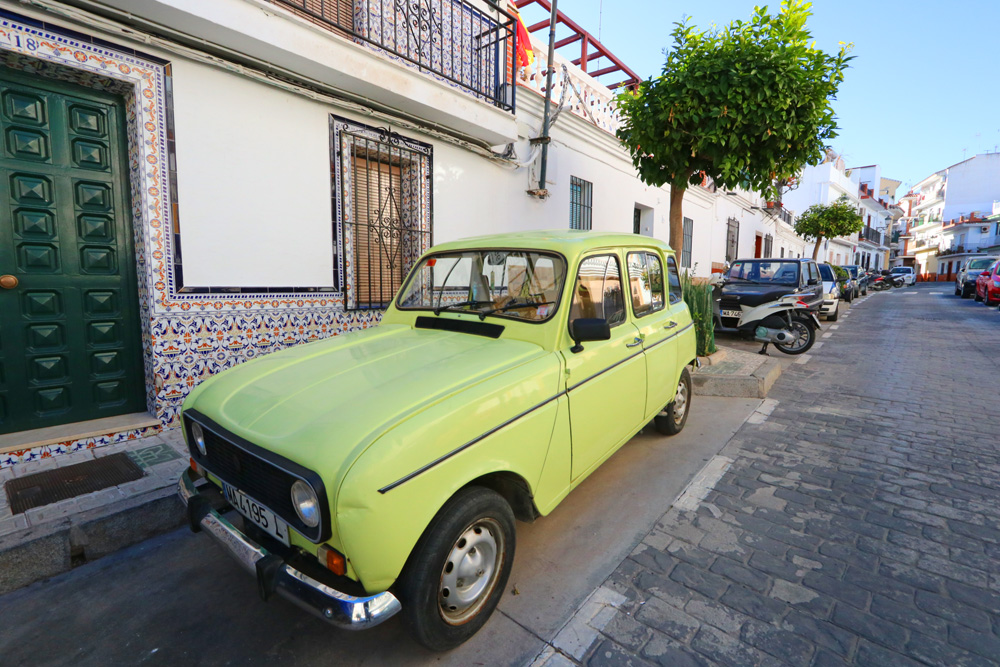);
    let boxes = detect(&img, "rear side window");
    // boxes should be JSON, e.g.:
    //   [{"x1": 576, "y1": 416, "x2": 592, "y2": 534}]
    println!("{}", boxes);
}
[
  {"x1": 569, "y1": 255, "x2": 626, "y2": 328},
  {"x1": 666, "y1": 256, "x2": 683, "y2": 305}
]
